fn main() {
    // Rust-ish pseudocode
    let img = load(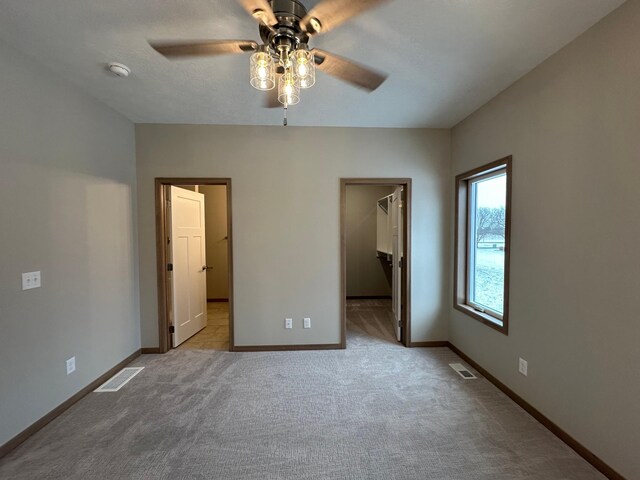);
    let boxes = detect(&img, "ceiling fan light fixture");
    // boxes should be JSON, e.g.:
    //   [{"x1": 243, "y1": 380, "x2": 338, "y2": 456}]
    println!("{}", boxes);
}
[
  {"x1": 278, "y1": 69, "x2": 300, "y2": 106},
  {"x1": 293, "y1": 48, "x2": 315, "y2": 88},
  {"x1": 151, "y1": 0, "x2": 391, "y2": 115},
  {"x1": 249, "y1": 48, "x2": 275, "y2": 90}
]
